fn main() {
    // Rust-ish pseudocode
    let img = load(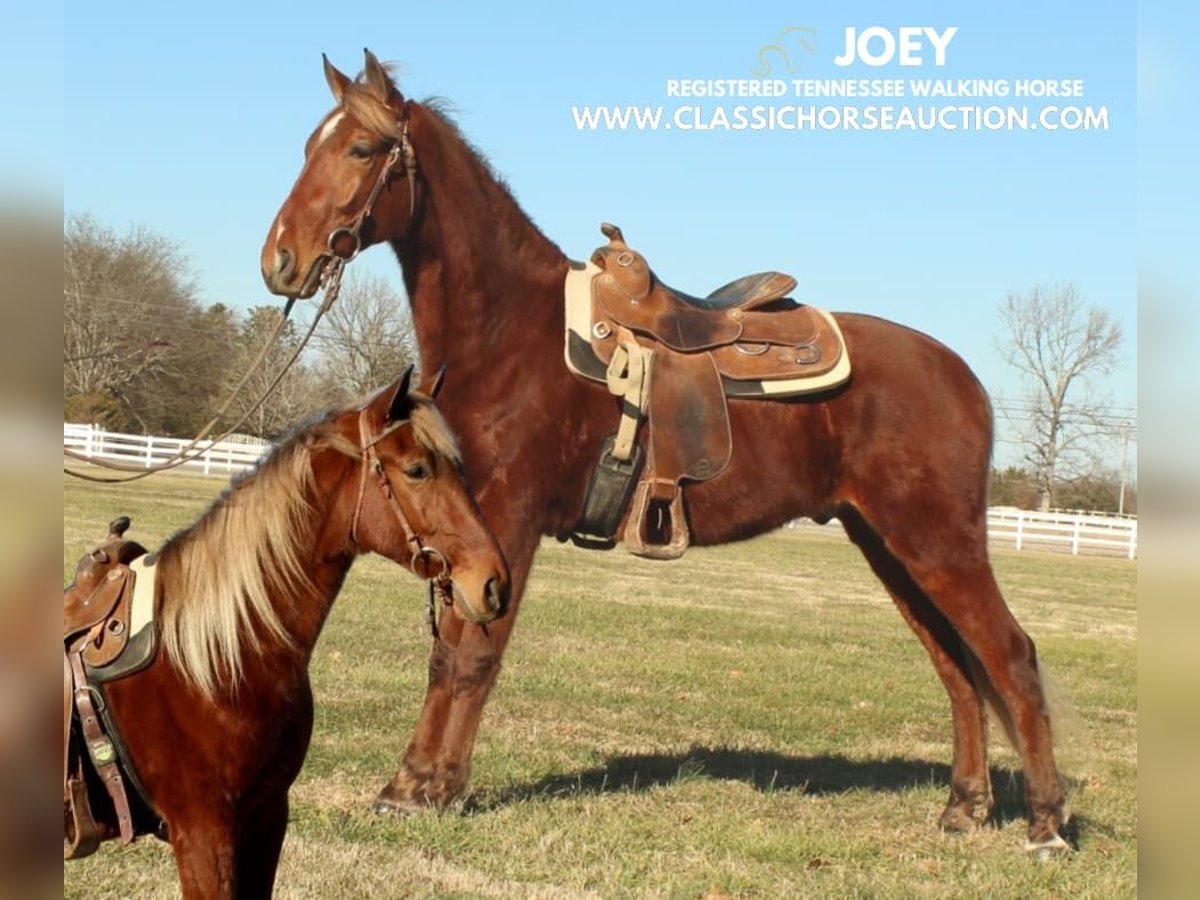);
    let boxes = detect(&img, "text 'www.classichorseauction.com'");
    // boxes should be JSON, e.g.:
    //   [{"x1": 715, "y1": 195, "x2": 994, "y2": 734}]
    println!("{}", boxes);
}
[{"x1": 571, "y1": 78, "x2": 1110, "y2": 133}]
